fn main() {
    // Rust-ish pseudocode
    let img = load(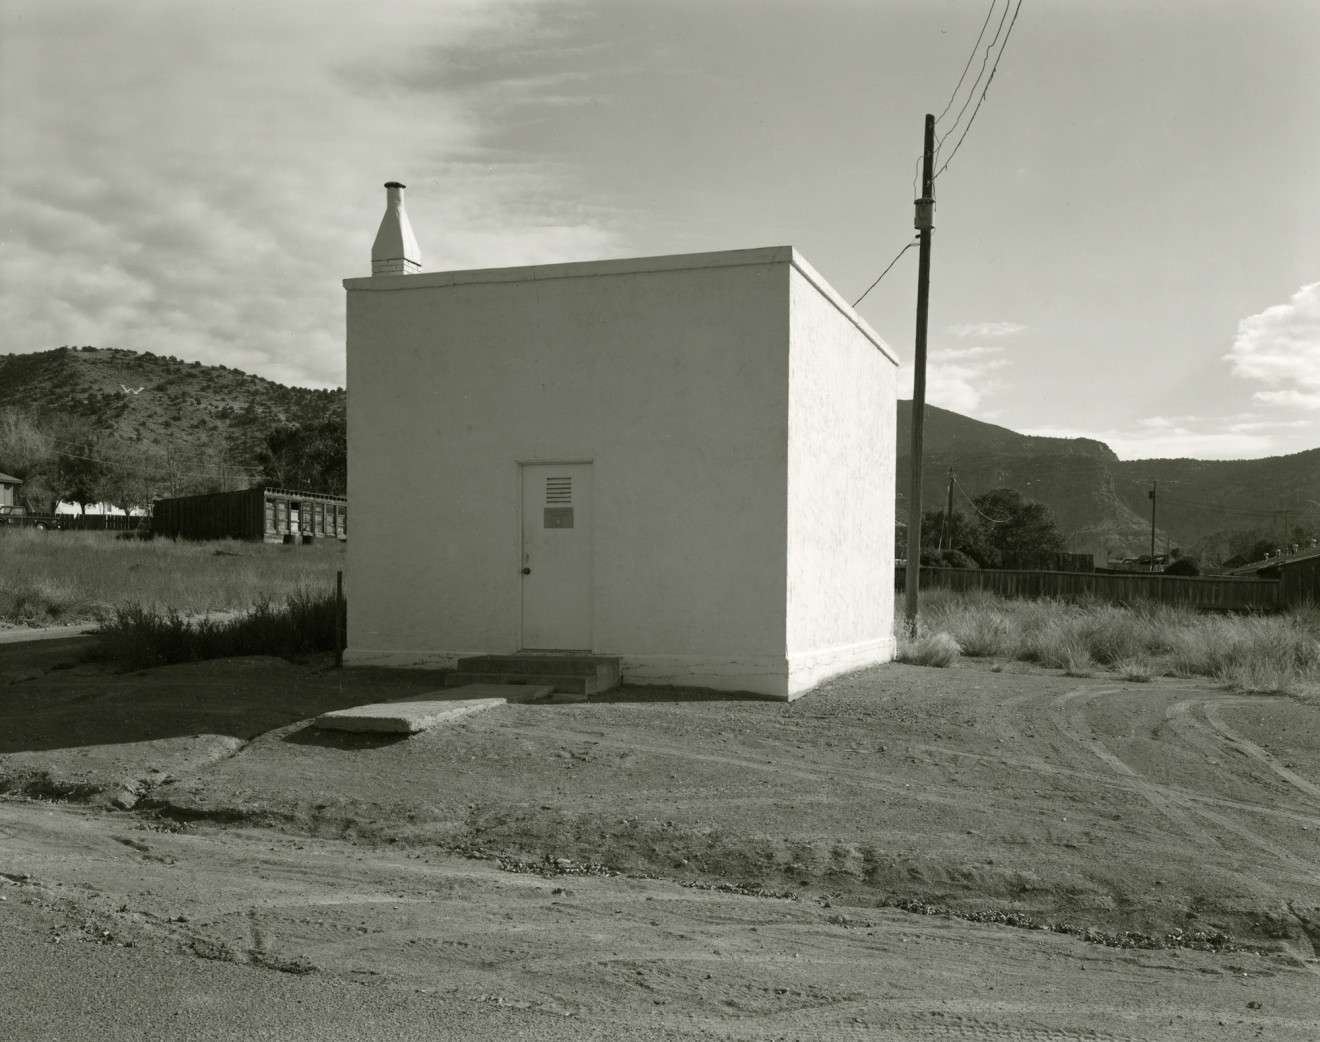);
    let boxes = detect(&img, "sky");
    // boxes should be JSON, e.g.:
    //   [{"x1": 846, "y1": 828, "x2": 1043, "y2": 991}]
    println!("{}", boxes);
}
[{"x1": 1, "y1": 0, "x2": 1317, "y2": 461}]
